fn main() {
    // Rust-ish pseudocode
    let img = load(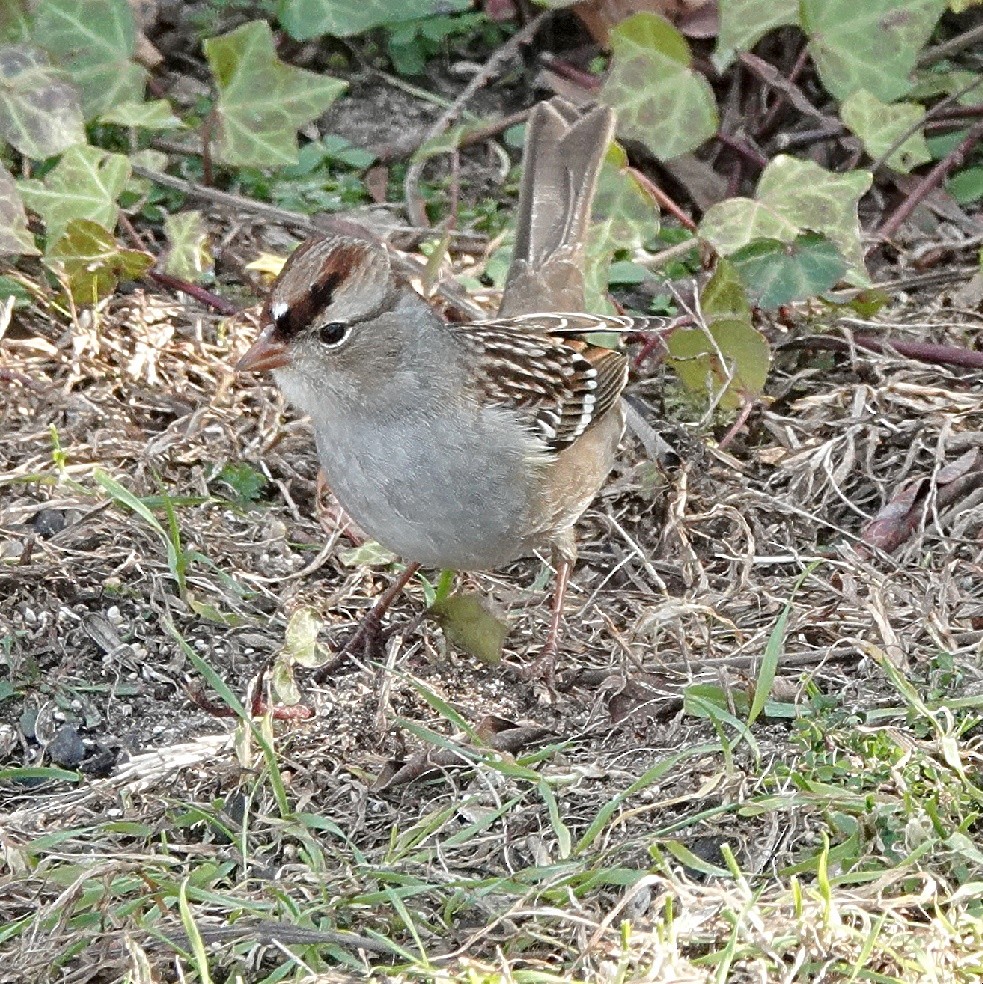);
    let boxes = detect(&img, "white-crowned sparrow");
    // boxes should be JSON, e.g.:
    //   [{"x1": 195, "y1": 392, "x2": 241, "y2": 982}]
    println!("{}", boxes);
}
[{"x1": 238, "y1": 98, "x2": 654, "y2": 679}]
